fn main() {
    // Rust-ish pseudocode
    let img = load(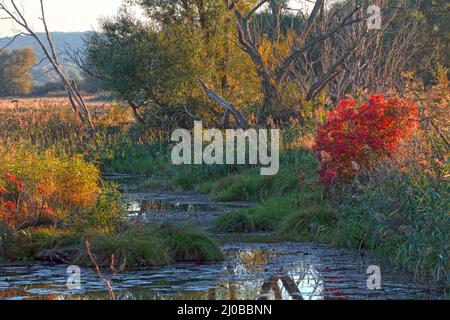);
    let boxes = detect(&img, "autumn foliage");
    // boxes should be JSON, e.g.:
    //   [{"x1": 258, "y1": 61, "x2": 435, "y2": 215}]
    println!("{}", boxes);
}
[
  {"x1": 0, "y1": 172, "x2": 52, "y2": 229},
  {"x1": 314, "y1": 94, "x2": 419, "y2": 185},
  {"x1": 0, "y1": 148, "x2": 100, "y2": 231}
]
